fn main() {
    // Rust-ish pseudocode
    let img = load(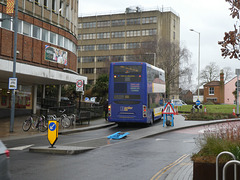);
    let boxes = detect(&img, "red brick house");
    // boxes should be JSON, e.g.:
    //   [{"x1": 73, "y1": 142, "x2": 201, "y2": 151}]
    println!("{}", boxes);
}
[{"x1": 203, "y1": 71, "x2": 224, "y2": 104}]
